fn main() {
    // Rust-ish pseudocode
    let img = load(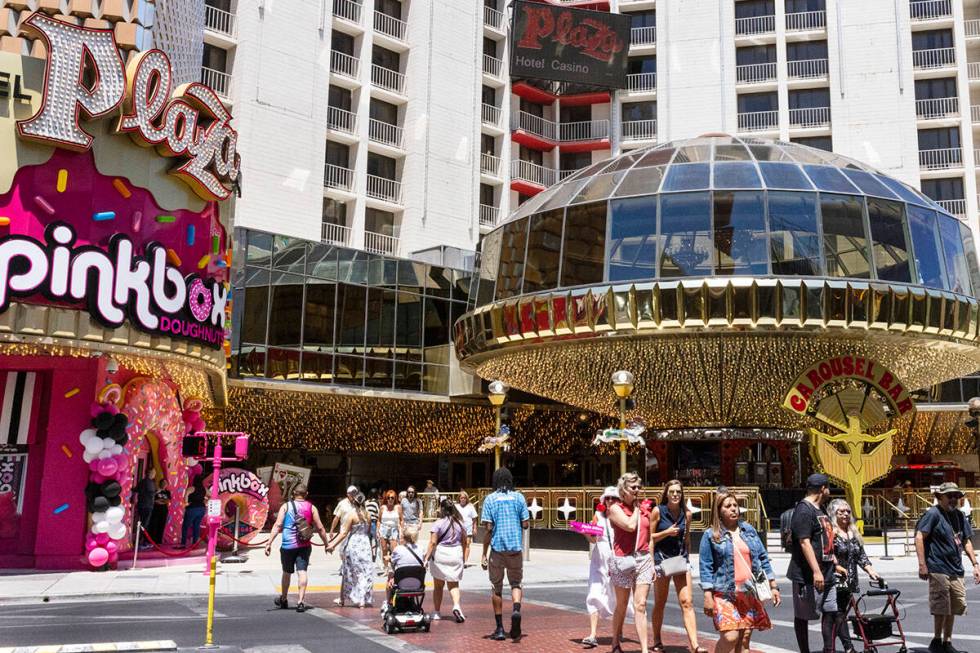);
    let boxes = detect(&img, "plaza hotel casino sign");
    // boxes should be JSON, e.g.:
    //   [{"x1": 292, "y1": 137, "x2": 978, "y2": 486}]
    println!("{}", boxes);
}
[{"x1": 0, "y1": 14, "x2": 239, "y2": 352}]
